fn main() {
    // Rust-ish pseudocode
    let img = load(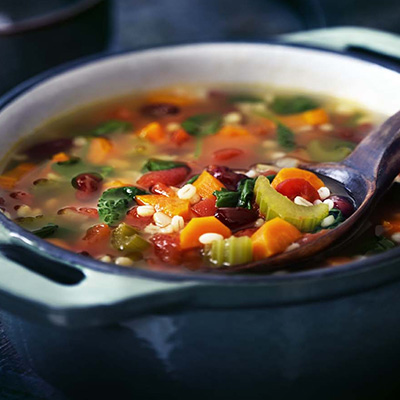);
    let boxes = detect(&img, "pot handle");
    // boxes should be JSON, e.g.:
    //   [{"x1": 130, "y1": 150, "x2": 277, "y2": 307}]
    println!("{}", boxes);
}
[
  {"x1": 278, "y1": 27, "x2": 400, "y2": 62},
  {"x1": 0, "y1": 241, "x2": 199, "y2": 328}
]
